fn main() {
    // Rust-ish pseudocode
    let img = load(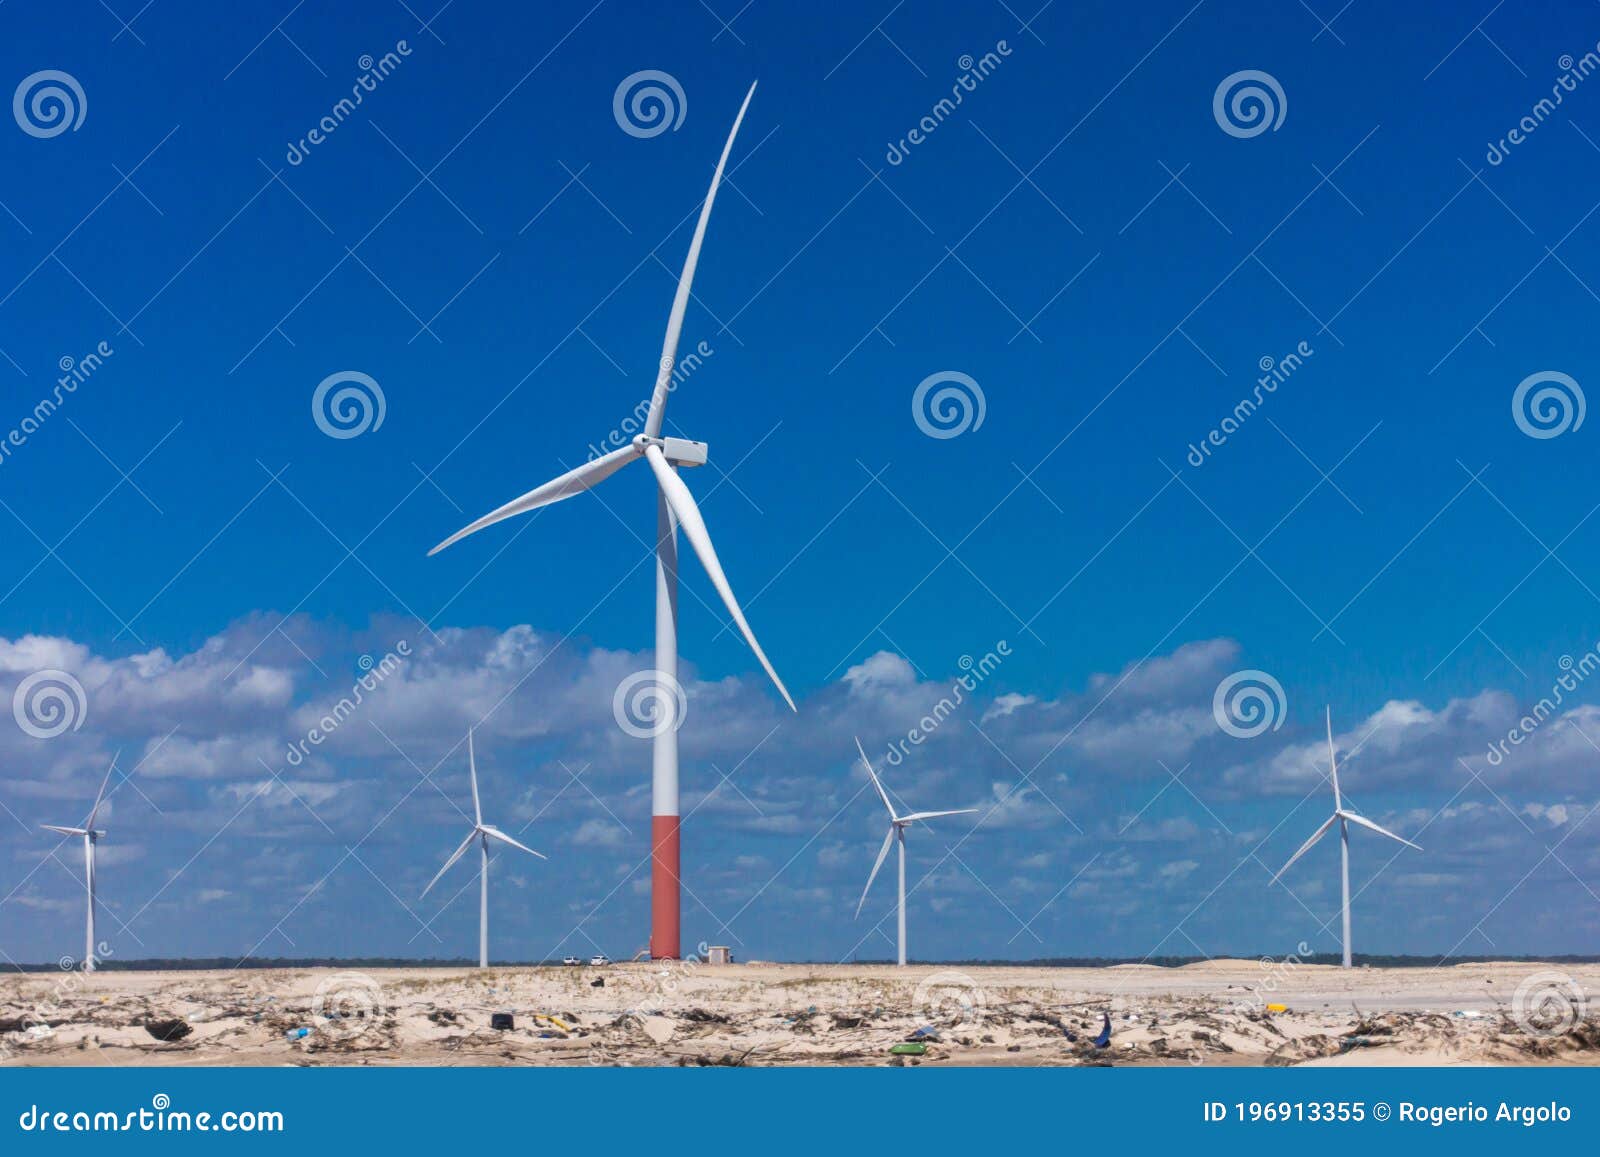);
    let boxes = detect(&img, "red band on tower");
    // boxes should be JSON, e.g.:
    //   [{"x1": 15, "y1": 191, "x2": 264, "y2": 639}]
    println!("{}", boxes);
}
[{"x1": 650, "y1": 815, "x2": 681, "y2": 960}]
